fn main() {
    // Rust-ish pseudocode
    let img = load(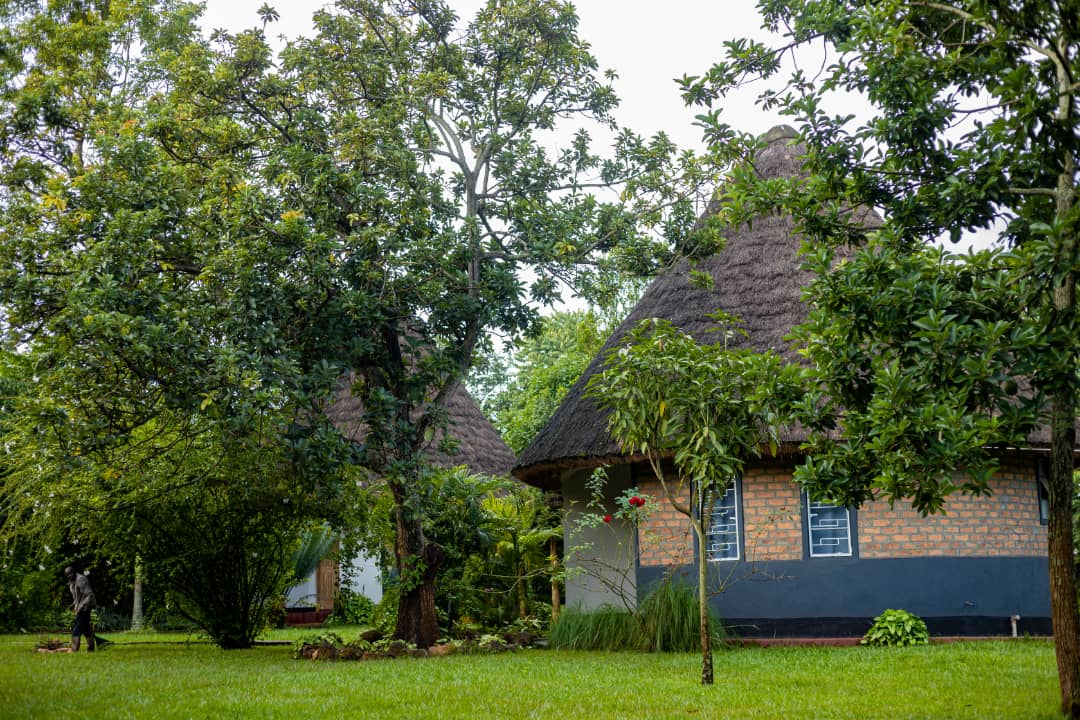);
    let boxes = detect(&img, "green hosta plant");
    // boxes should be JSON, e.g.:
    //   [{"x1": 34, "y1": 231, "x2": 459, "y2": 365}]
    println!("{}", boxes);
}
[{"x1": 862, "y1": 609, "x2": 930, "y2": 647}]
